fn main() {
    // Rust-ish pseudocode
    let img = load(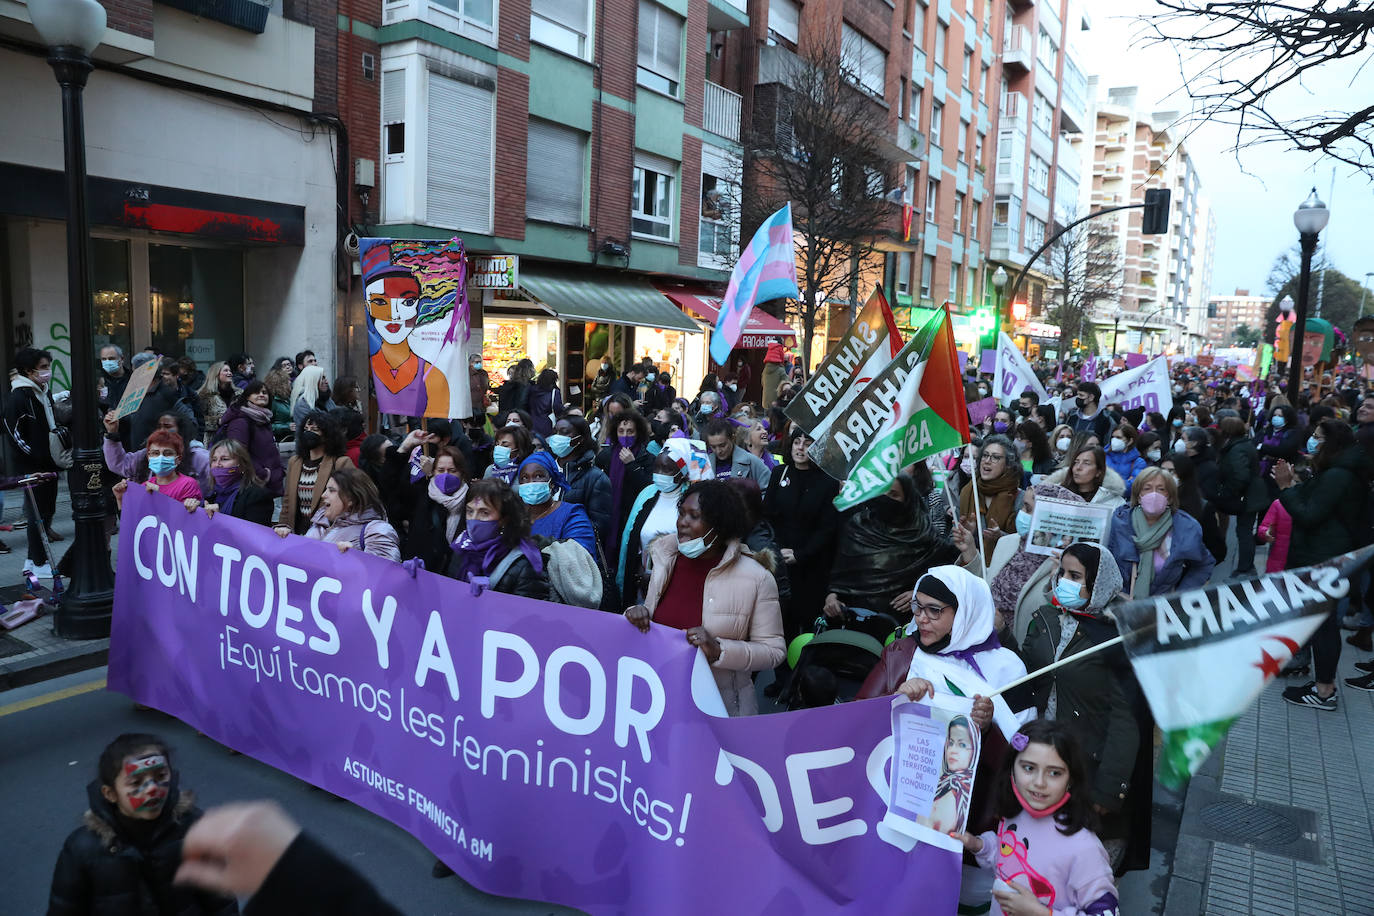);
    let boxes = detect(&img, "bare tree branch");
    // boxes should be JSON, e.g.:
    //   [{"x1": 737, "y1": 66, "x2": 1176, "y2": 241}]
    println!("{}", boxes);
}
[{"x1": 1045, "y1": 213, "x2": 1124, "y2": 356}]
